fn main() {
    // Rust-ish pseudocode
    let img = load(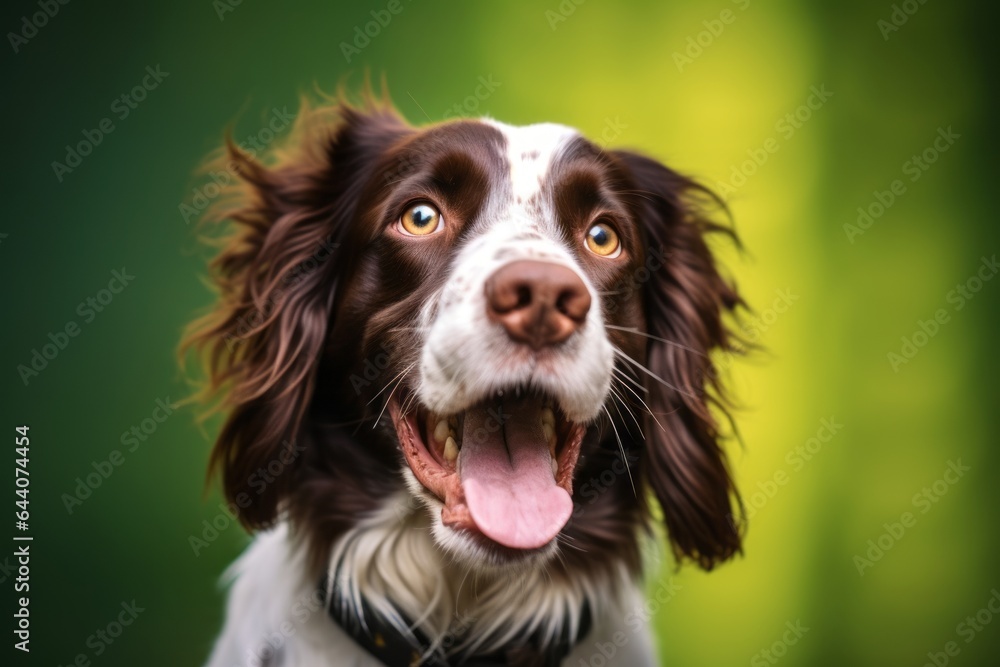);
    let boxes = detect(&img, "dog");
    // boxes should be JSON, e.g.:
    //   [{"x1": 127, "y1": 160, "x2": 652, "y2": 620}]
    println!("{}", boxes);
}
[{"x1": 185, "y1": 90, "x2": 745, "y2": 667}]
